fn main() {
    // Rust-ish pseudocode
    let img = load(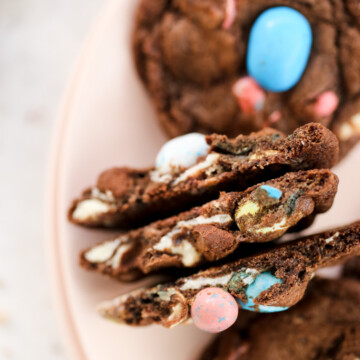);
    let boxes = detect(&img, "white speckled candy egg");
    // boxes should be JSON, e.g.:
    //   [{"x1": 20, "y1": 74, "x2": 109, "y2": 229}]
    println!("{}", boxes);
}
[{"x1": 155, "y1": 133, "x2": 209, "y2": 173}]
